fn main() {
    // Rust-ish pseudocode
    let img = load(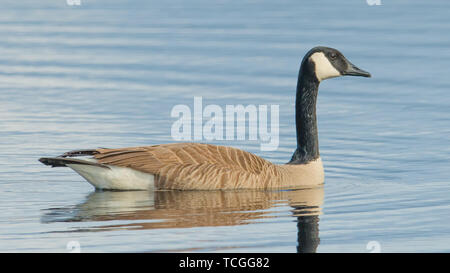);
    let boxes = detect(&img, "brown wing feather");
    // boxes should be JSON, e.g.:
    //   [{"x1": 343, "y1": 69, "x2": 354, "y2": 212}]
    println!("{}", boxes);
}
[{"x1": 93, "y1": 143, "x2": 282, "y2": 190}]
